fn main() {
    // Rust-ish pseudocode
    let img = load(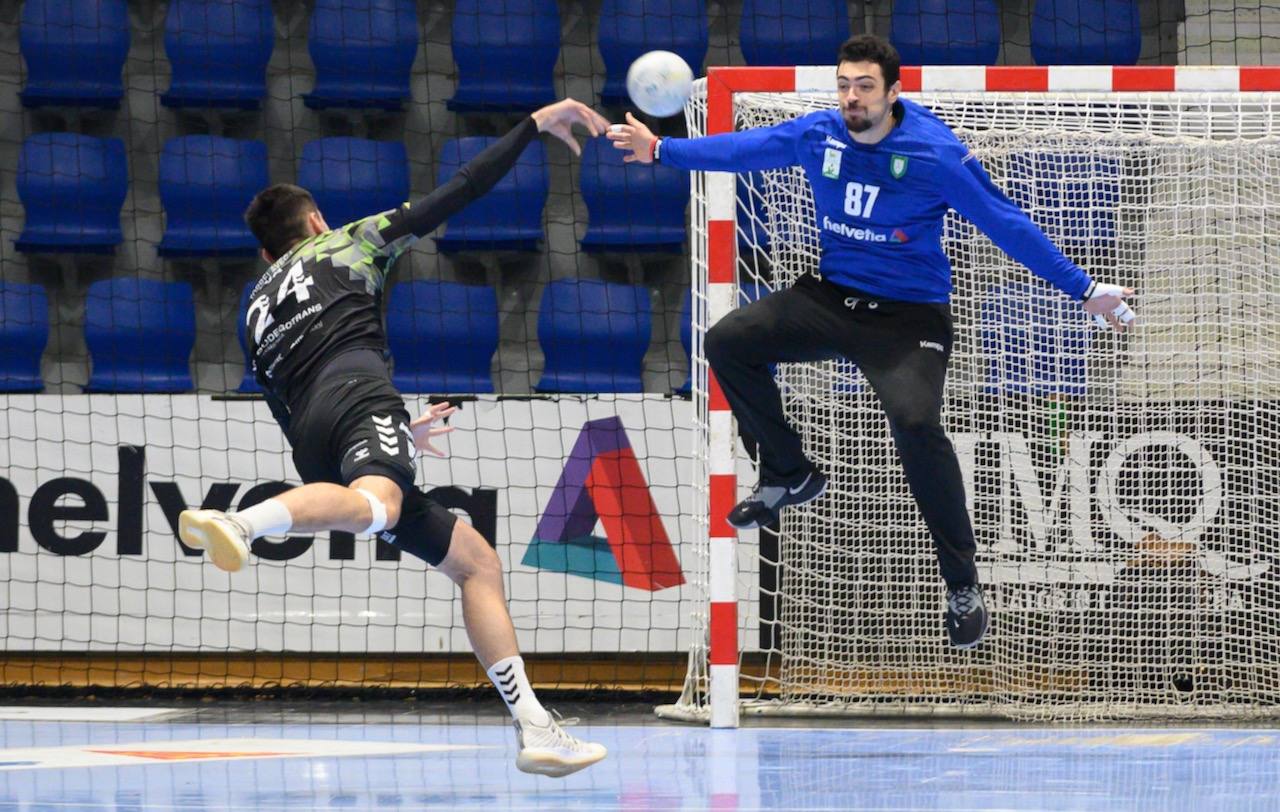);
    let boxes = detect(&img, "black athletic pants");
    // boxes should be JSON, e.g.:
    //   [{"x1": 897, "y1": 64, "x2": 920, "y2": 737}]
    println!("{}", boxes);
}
[{"x1": 704, "y1": 274, "x2": 979, "y2": 590}]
